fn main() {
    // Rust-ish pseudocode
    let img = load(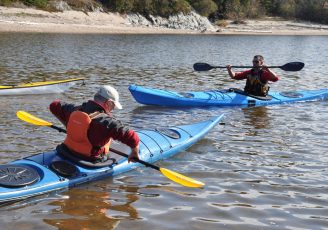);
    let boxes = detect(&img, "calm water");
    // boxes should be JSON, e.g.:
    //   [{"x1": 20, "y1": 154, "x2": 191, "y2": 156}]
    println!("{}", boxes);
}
[{"x1": 0, "y1": 33, "x2": 327, "y2": 229}]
